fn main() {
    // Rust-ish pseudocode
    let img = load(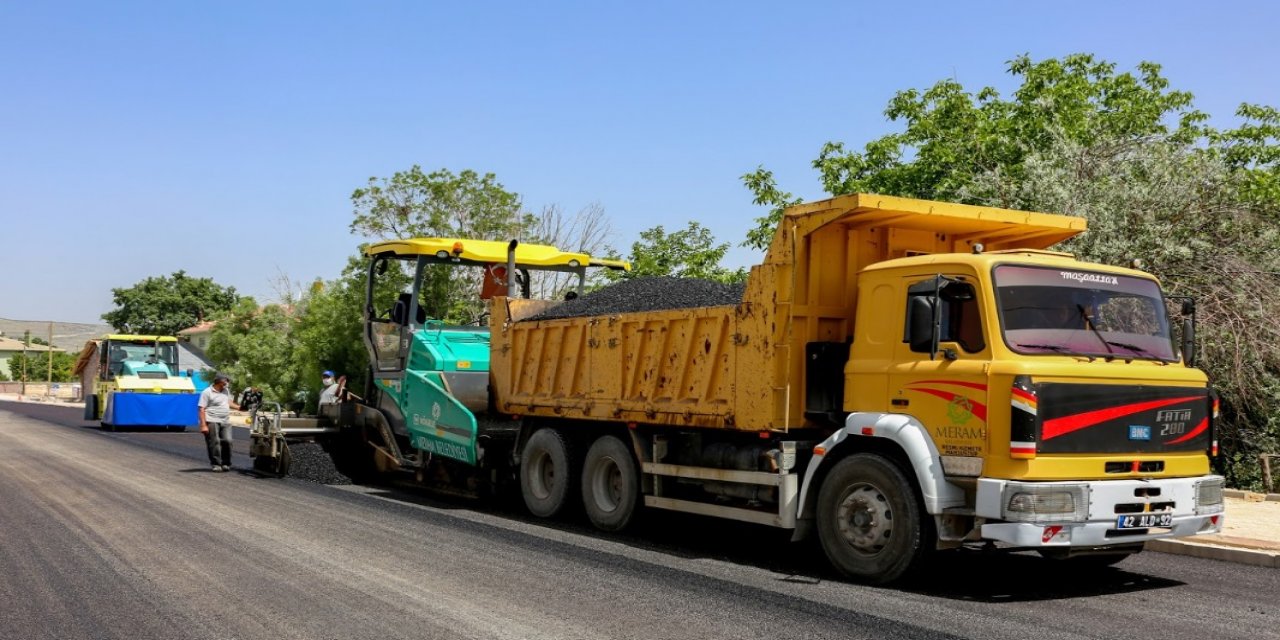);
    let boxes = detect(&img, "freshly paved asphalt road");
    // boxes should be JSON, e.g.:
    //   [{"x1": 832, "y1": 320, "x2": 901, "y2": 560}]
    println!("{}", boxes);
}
[{"x1": 1, "y1": 400, "x2": 1276, "y2": 640}]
